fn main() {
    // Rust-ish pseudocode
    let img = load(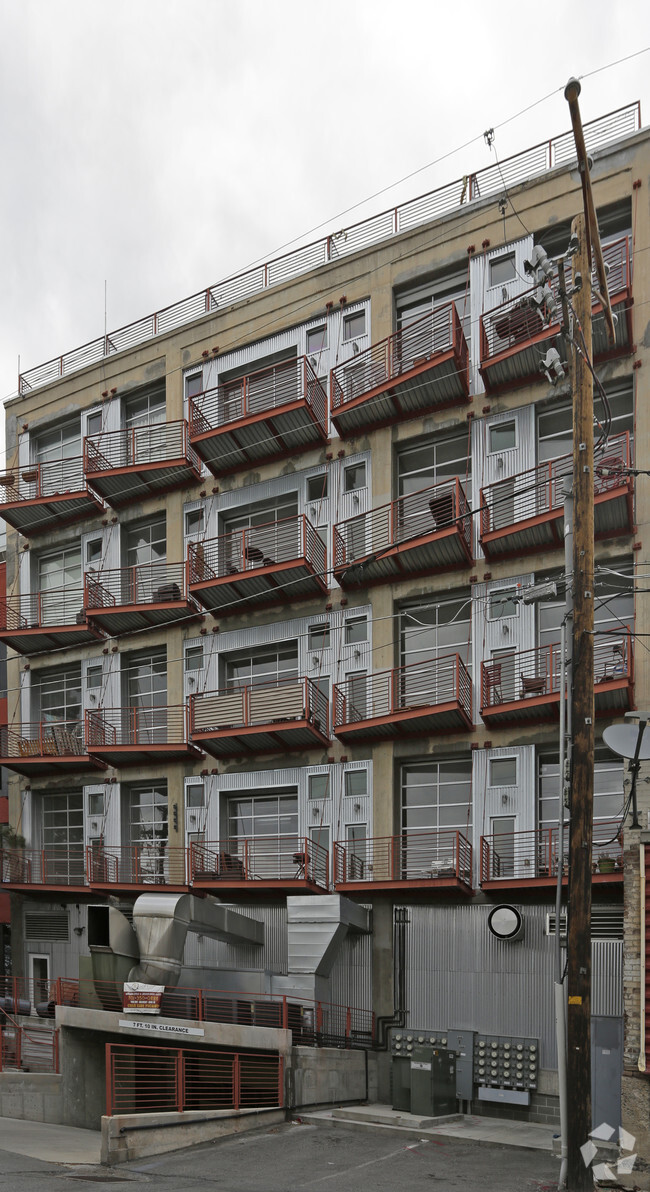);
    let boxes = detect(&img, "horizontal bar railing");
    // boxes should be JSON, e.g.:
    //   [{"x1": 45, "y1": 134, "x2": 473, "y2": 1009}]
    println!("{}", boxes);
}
[
  {"x1": 188, "y1": 514, "x2": 325, "y2": 584},
  {"x1": 86, "y1": 844, "x2": 189, "y2": 886},
  {"x1": 0, "y1": 456, "x2": 87, "y2": 502},
  {"x1": 334, "y1": 830, "x2": 472, "y2": 885},
  {"x1": 0, "y1": 586, "x2": 87, "y2": 631},
  {"x1": 83, "y1": 420, "x2": 200, "y2": 474},
  {"x1": 334, "y1": 477, "x2": 471, "y2": 569},
  {"x1": 480, "y1": 432, "x2": 631, "y2": 537},
  {"x1": 190, "y1": 835, "x2": 329, "y2": 888},
  {"x1": 333, "y1": 652, "x2": 471, "y2": 728},
  {"x1": 86, "y1": 705, "x2": 191, "y2": 748},
  {"x1": 0, "y1": 719, "x2": 87, "y2": 760},
  {"x1": 481, "y1": 632, "x2": 632, "y2": 709},
  {"x1": 189, "y1": 356, "x2": 327, "y2": 437},
  {"x1": 0, "y1": 847, "x2": 86, "y2": 886},
  {"x1": 480, "y1": 819, "x2": 624, "y2": 883},
  {"x1": 2, "y1": 974, "x2": 374, "y2": 1052},
  {"x1": 331, "y1": 301, "x2": 466, "y2": 411},
  {"x1": 106, "y1": 1042, "x2": 283, "y2": 1116},
  {"x1": 0, "y1": 1025, "x2": 59, "y2": 1074},
  {"x1": 189, "y1": 676, "x2": 329, "y2": 738},
  {"x1": 85, "y1": 562, "x2": 189, "y2": 609},
  {"x1": 17, "y1": 103, "x2": 640, "y2": 395},
  {"x1": 480, "y1": 237, "x2": 630, "y2": 362}
]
